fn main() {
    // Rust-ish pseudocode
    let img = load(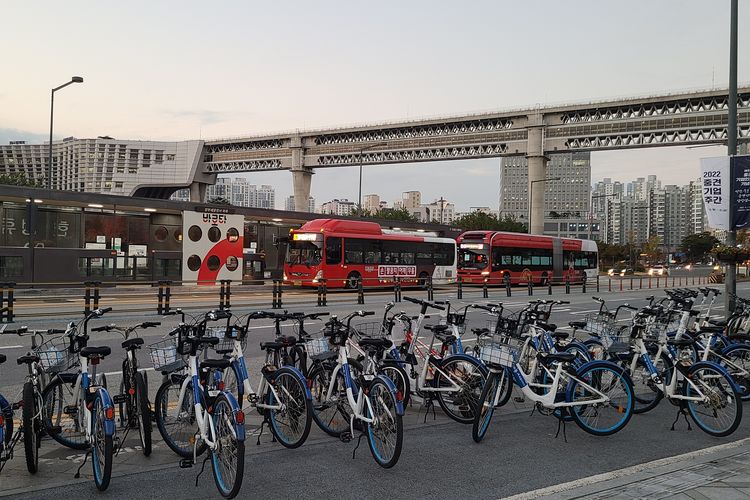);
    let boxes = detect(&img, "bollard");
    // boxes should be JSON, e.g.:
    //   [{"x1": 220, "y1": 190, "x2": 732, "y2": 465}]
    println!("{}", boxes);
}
[
  {"x1": 565, "y1": 276, "x2": 571, "y2": 294},
  {"x1": 394, "y1": 278, "x2": 402, "y2": 303},
  {"x1": 596, "y1": 275, "x2": 600, "y2": 293},
  {"x1": 582, "y1": 277, "x2": 587, "y2": 294},
  {"x1": 608, "y1": 277, "x2": 611, "y2": 292},
  {"x1": 619, "y1": 278, "x2": 623, "y2": 292},
  {"x1": 548, "y1": 280, "x2": 553, "y2": 295},
  {"x1": 483, "y1": 279, "x2": 489, "y2": 299},
  {"x1": 656, "y1": 276, "x2": 660, "y2": 288},
  {"x1": 630, "y1": 277, "x2": 634, "y2": 290},
  {"x1": 648, "y1": 276, "x2": 652, "y2": 289},
  {"x1": 272, "y1": 280, "x2": 283, "y2": 309},
  {"x1": 93, "y1": 281, "x2": 100, "y2": 311},
  {"x1": 427, "y1": 276, "x2": 434, "y2": 302},
  {"x1": 504, "y1": 274, "x2": 511, "y2": 297},
  {"x1": 457, "y1": 276, "x2": 463, "y2": 299},
  {"x1": 219, "y1": 280, "x2": 232, "y2": 310},
  {"x1": 639, "y1": 276, "x2": 643, "y2": 289},
  {"x1": 0, "y1": 282, "x2": 14, "y2": 323},
  {"x1": 84, "y1": 281, "x2": 92, "y2": 315},
  {"x1": 692, "y1": 275, "x2": 695, "y2": 285},
  {"x1": 528, "y1": 279, "x2": 533, "y2": 296},
  {"x1": 357, "y1": 277, "x2": 365, "y2": 305},
  {"x1": 157, "y1": 280, "x2": 172, "y2": 315},
  {"x1": 671, "y1": 276, "x2": 675, "y2": 288},
  {"x1": 317, "y1": 279, "x2": 327, "y2": 307}
]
